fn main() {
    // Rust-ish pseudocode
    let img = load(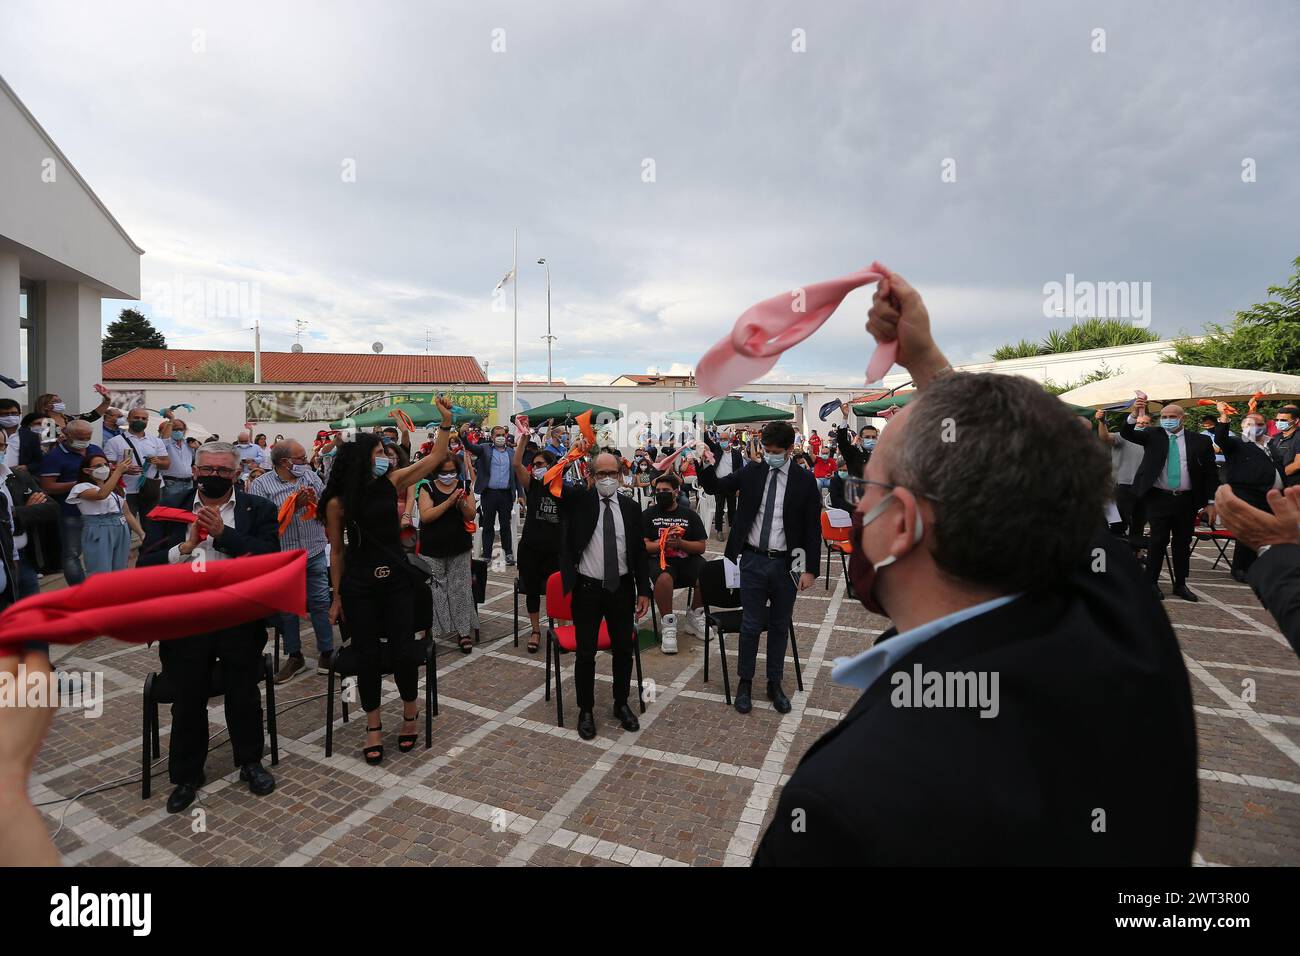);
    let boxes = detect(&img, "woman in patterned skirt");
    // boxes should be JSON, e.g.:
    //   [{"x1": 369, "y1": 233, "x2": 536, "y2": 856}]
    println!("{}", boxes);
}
[{"x1": 416, "y1": 455, "x2": 480, "y2": 654}]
